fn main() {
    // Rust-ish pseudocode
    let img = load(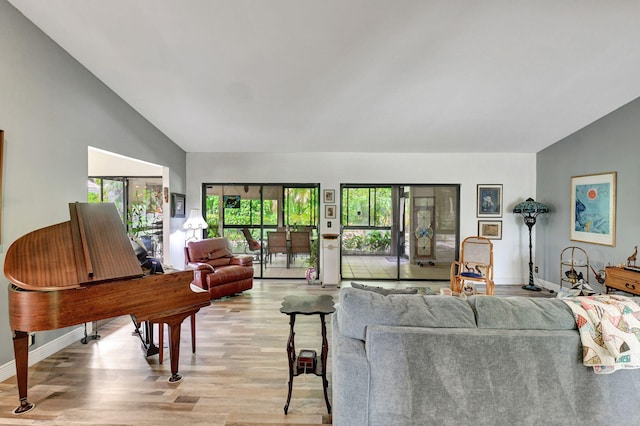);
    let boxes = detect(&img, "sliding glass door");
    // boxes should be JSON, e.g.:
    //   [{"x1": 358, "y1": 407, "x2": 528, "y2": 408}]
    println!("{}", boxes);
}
[
  {"x1": 203, "y1": 183, "x2": 319, "y2": 279},
  {"x1": 341, "y1": 184, "x2": 459, "y2": 281}
]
